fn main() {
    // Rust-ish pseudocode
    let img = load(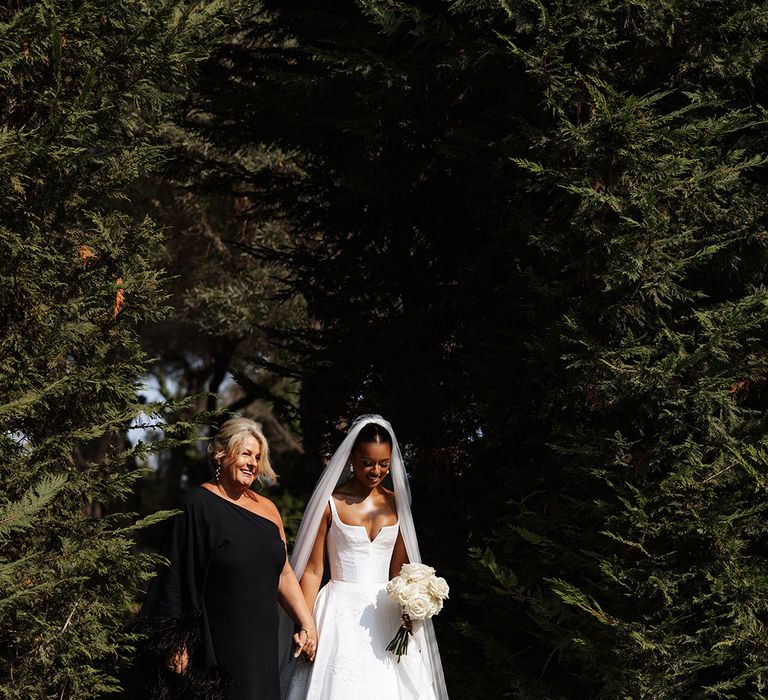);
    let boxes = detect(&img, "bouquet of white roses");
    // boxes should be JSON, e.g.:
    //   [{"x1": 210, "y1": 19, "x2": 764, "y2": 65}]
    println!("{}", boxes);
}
[{"x1": 385, "y1": 563, "x2": 449, "y2": 661}]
